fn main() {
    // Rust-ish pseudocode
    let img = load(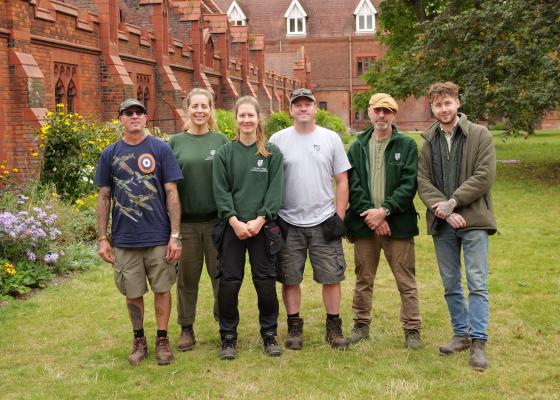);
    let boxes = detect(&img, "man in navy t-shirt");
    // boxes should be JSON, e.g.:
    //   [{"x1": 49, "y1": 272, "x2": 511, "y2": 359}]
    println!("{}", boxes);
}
[{"x1": 94, "y1": 99, "x2": 183, "y2": 366}]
